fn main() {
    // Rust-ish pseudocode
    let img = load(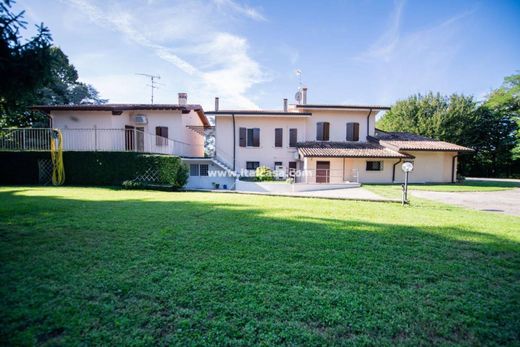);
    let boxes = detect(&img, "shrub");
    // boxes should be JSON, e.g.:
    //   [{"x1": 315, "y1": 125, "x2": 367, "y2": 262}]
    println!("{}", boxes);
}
[
  {"x1": 134, "y1": 155, "x2": 188, "y2": 188},
  {"x1": 255, "y1": 166, "x2": 274, "y2": 181},
  {"x1": 0, "y1": 151, "x2": 188, "y2": 188}
]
